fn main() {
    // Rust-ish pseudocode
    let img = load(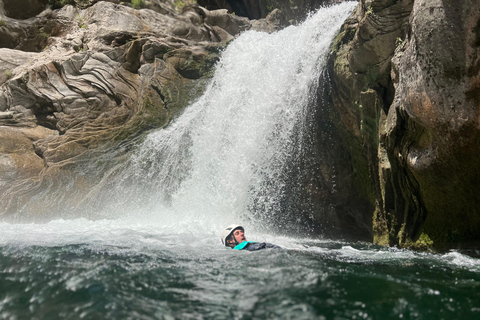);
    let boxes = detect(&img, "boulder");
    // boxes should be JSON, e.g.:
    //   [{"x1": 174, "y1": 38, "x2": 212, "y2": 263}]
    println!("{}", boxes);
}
[
  {"x1": 0, "y1": 48, "x2": 39, "y2": 85},
  {"x1": 2, "y1": 0, "x2": 48, "y2": 20}
]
